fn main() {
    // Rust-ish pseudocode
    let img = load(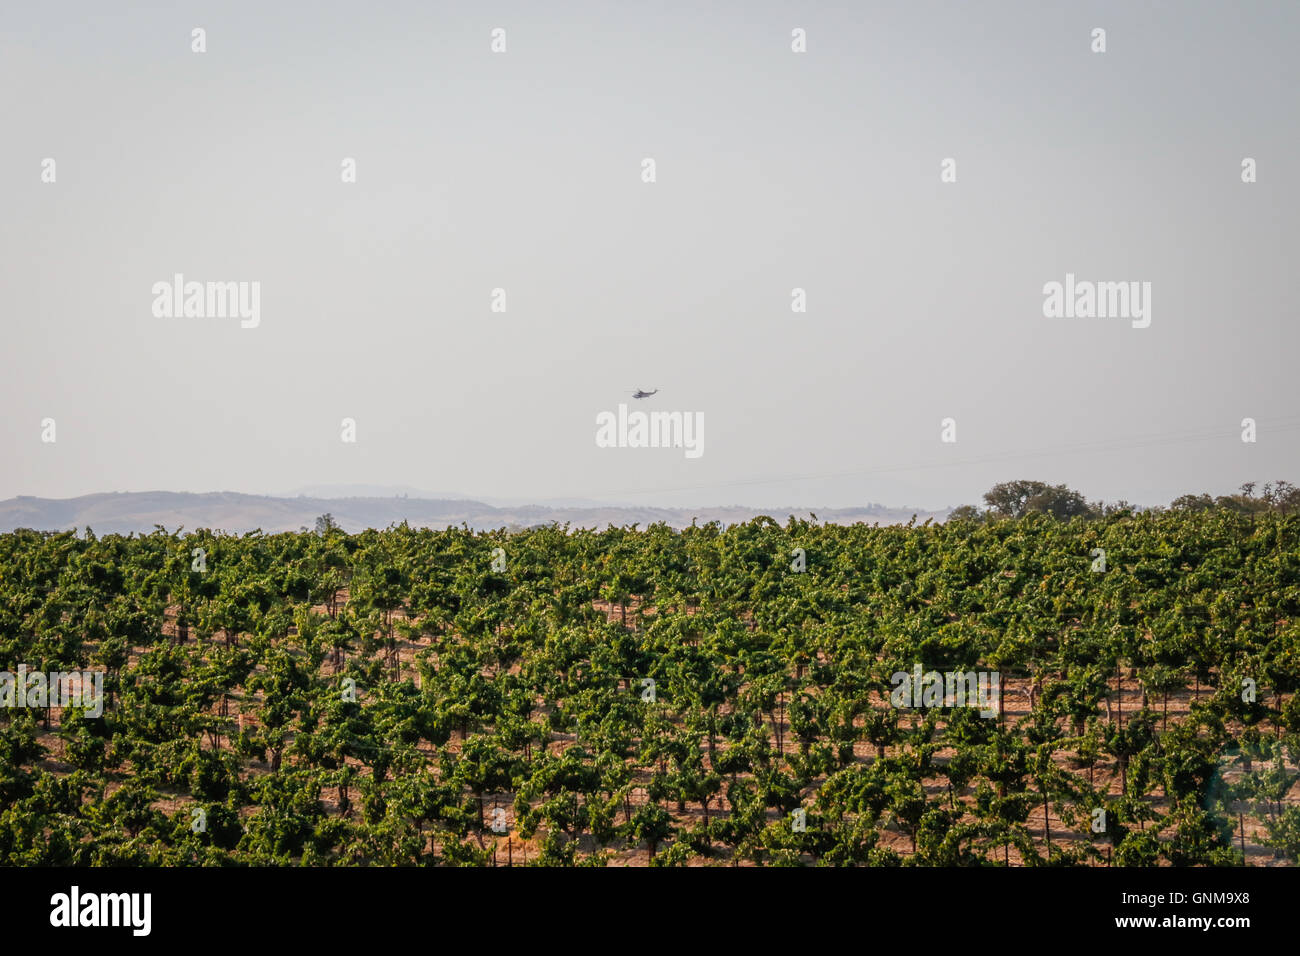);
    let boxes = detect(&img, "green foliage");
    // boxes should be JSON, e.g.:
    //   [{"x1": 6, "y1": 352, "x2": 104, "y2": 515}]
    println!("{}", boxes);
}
[{"x1": 0, "y1": 506, "x2": 1296, "y2": 866}]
